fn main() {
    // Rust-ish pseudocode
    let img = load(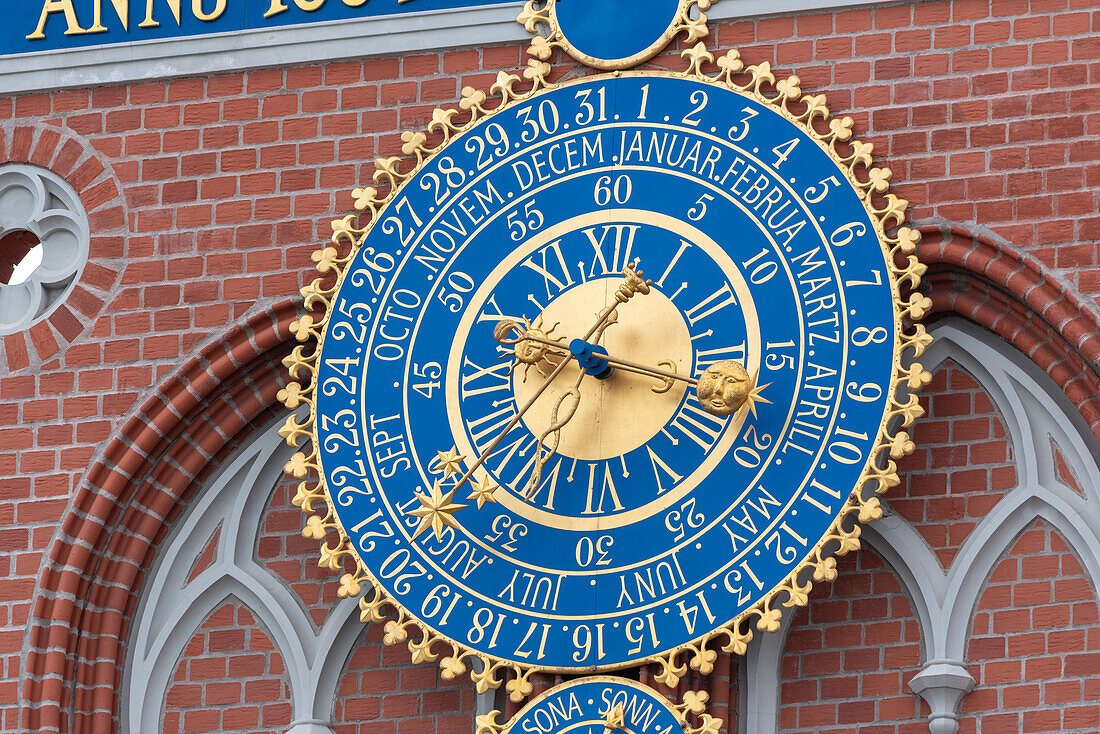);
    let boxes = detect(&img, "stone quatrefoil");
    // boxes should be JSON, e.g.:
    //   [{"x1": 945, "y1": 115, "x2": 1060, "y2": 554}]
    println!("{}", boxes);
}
[{"x1": 0, "y1": 163, "x2": 89, "y2": 335}]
